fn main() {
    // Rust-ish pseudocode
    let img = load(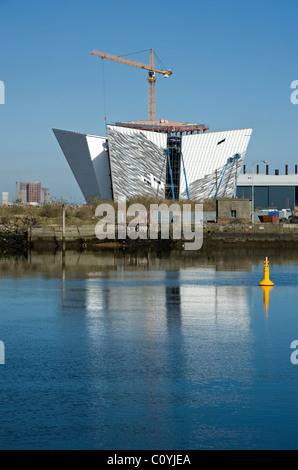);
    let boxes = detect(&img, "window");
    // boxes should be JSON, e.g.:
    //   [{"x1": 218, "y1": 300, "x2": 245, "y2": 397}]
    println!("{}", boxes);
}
[{"x1": 231, "y1": 210, "x2": 237, "y2": 218}]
